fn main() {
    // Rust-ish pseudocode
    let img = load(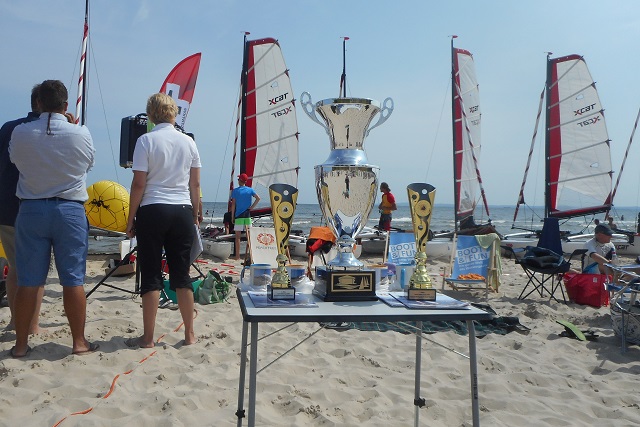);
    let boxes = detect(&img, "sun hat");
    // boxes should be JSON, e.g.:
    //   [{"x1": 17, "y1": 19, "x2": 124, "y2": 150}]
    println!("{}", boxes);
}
[
  {"x1": 237, "y1": 173, "x2": 249, "y2": 182},
  {"x1": 594, "y1": 224, "x2": 613, "y2": 236}
]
